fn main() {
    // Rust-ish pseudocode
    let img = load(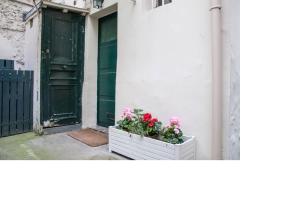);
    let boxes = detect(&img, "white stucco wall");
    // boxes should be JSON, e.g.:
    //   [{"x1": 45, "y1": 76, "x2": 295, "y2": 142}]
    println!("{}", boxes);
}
[
  {"x1": 115, "y1": 0, "x2": 212, "y2": 159},
  {"x1": 0, "y1": 0, "x2": 32, "y2": 69},
  {"x1": 20, "y1": 0, "x2": 240, "y2": 160},
  {"x1": 222, "y1": 0, "x2": 240, "y2": 160},
  {"x1": 89, "y1": 0, "x2": 118, "y2": 13},
  {"x1": 83, "y1": 0, "x2": 212, "y2": 159},
  {"x1": 81, "y1": 0, "x2": 240, "y2": 160},
  {"x1": 24, "y1": 13, "x2": 42, "y2": 131},
  {"x1": 82, "y1": 15, "x2": 99, "y2": 129},
  {"x1": 82, "y1": 0, "x2": 118, "y2": 129}
]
